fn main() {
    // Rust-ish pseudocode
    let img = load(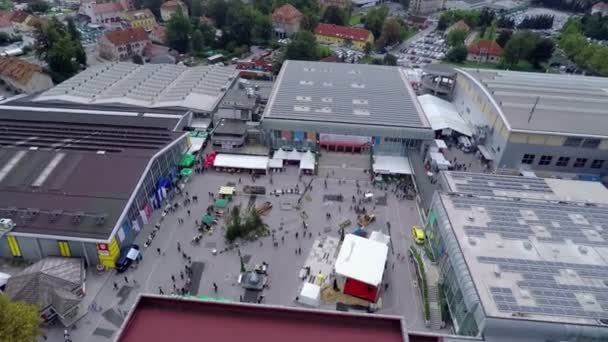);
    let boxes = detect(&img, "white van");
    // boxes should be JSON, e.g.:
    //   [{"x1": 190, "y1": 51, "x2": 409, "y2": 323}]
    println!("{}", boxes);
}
[{"x1": 458, "y1": 136, "x2": 473, "y2": 153}]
